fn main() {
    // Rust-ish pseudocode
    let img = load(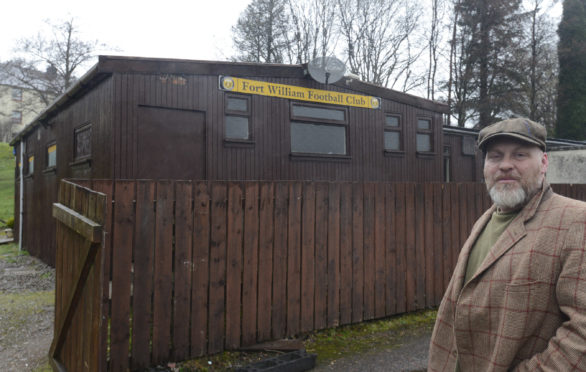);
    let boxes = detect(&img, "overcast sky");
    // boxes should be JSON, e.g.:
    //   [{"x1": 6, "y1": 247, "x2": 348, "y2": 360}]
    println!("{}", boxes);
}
[{"x1": 1, "y1": 0, "x2": 251, "y2": 73}]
